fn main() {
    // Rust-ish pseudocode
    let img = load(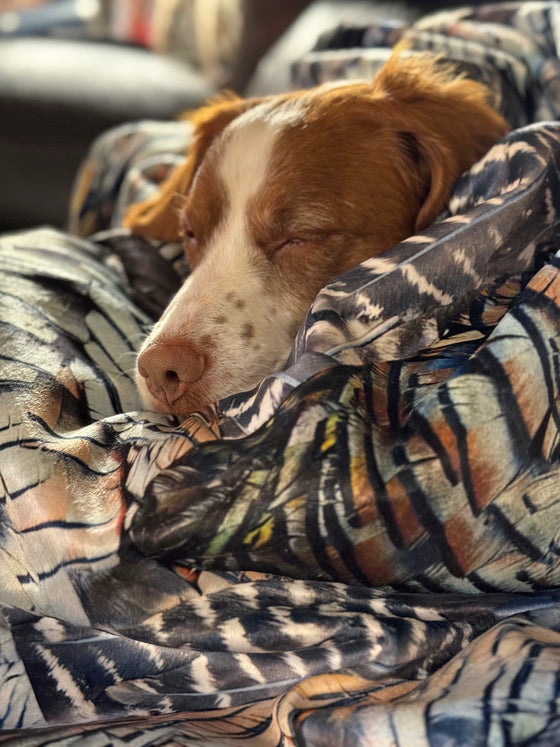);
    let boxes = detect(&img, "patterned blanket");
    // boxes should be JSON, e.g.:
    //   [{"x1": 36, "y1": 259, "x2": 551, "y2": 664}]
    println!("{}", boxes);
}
[{"x1": 3, "y1": 2, "x2": 560, "y2": 744}]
